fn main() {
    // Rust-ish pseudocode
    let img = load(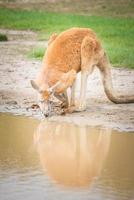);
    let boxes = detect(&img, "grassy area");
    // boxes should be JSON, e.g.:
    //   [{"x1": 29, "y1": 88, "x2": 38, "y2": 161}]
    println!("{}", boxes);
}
[
  {"x1": 28, "y1": 46, "x2": 46, "y2": 60},
  {"x1": 0, "y1": 33, "x2": 8, "y2": 41},
  {"x1": 0, "y1": 8, "x2": 133, "y2": 68}
]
